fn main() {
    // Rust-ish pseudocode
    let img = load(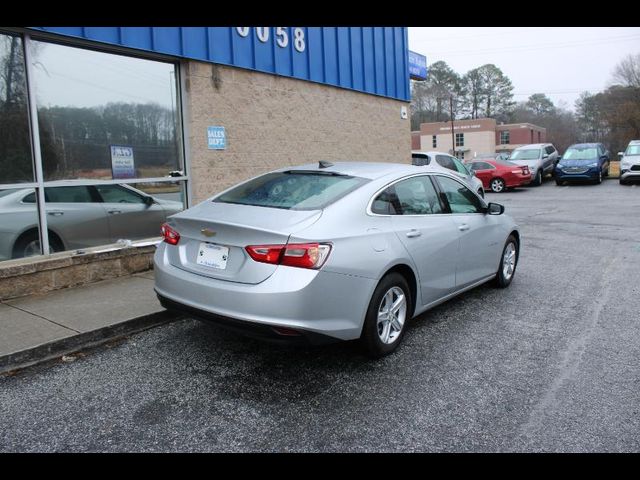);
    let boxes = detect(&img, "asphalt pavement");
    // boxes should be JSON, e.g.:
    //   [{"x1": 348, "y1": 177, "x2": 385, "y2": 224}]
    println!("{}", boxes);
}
[{"x1": 1, "y1": 177, "x2": 639, "y2": 452}]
